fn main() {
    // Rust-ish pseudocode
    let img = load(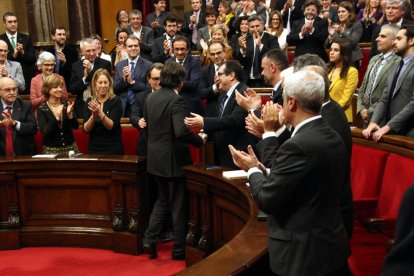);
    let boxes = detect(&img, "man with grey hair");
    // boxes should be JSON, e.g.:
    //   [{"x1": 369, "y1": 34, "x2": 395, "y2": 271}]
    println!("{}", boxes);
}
[
  {"x1": 370, "y1": 0, "x2": 413, "y2": 58},
  {"x1": 229, "y1": 70, "x2": 350, "y2": 276},
  {"x1": 0, "y1": 39, "x2": 24, "y2": 92},
  {"x1": 358, "y1": 24, "x2": 401, "y2": 126},
  {"x1": 70, "y1": 37, "x2": 111, "y2": 117},
  {"x1": 128, "y1": 9, "x2": 154, "y2": 61}
]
